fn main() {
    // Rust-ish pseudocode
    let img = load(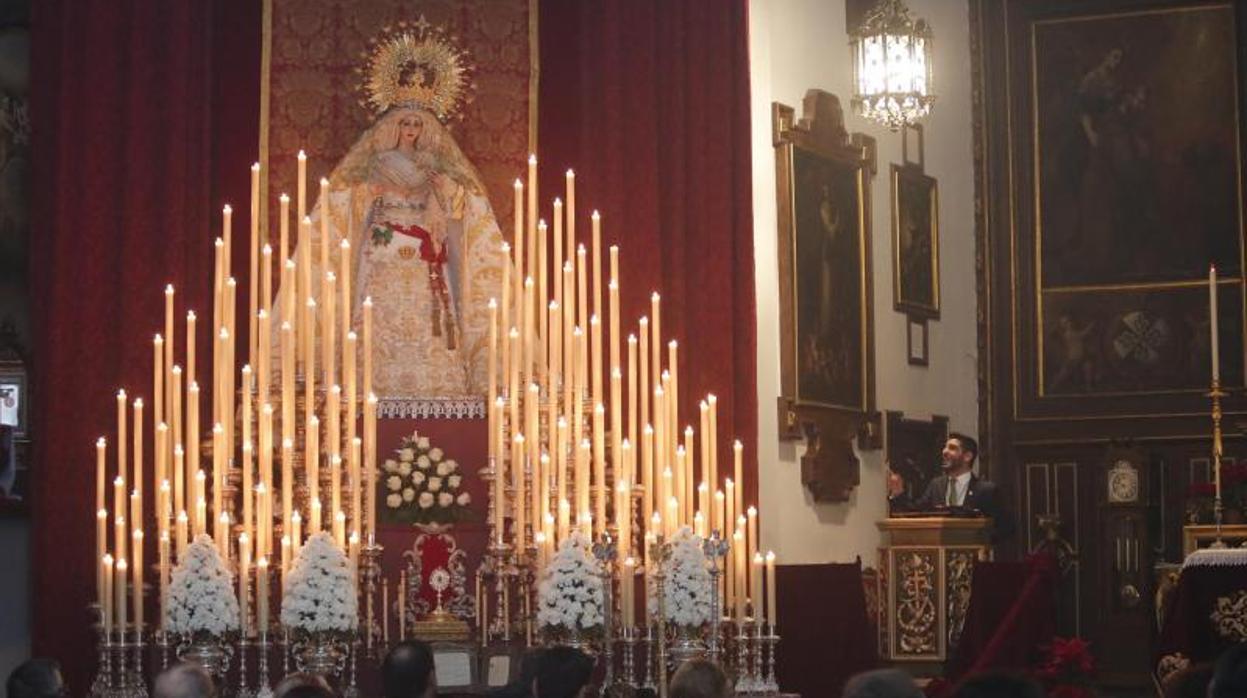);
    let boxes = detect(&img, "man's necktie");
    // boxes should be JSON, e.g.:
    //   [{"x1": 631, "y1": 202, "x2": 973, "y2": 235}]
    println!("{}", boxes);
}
[{"x1": 945, "y1": 478, "x2": 954, "y2": 506}]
